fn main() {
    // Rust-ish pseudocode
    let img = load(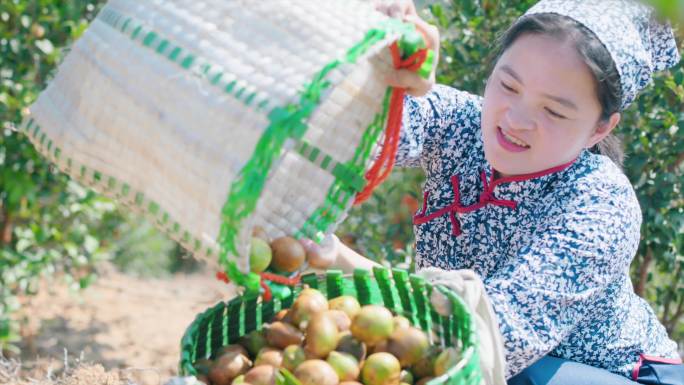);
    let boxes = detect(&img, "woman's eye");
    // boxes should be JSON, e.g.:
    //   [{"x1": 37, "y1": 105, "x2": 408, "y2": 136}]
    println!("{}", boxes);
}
[
  {"x1": 545, "y1": 107, "x2": 567, "y2": 119},
  {"x1": 500, "y1": 82, "x2": 516, "y2": 93}
]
